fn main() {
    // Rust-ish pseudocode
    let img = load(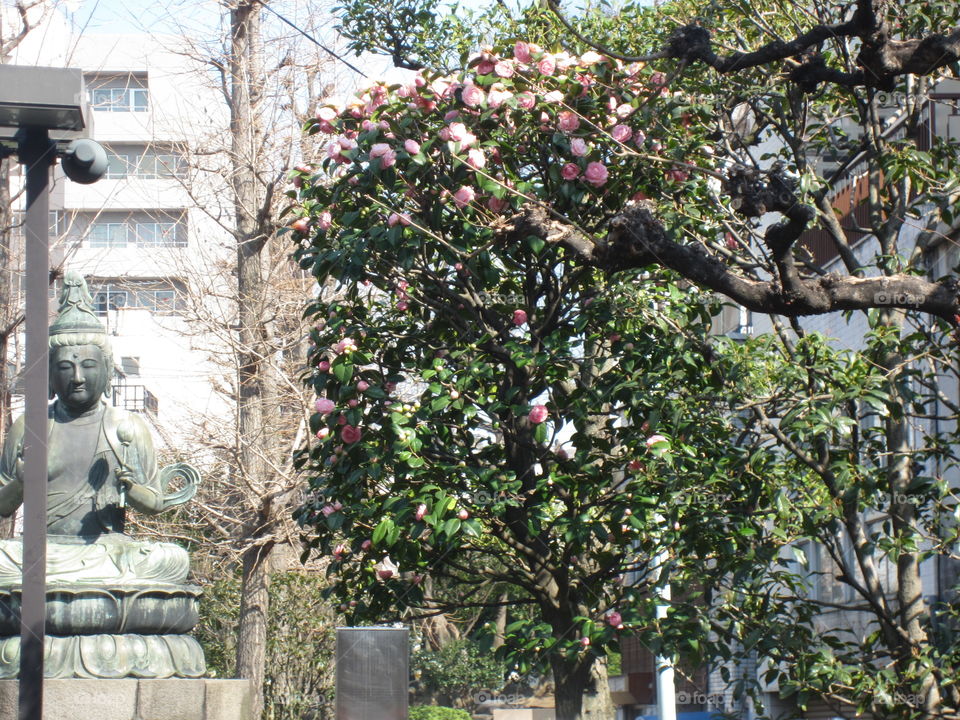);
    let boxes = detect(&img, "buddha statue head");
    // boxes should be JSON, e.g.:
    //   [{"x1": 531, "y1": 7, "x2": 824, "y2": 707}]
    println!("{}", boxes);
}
[{"x1": 48, "y1": 271, "x2": 113, "y2": 414}]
